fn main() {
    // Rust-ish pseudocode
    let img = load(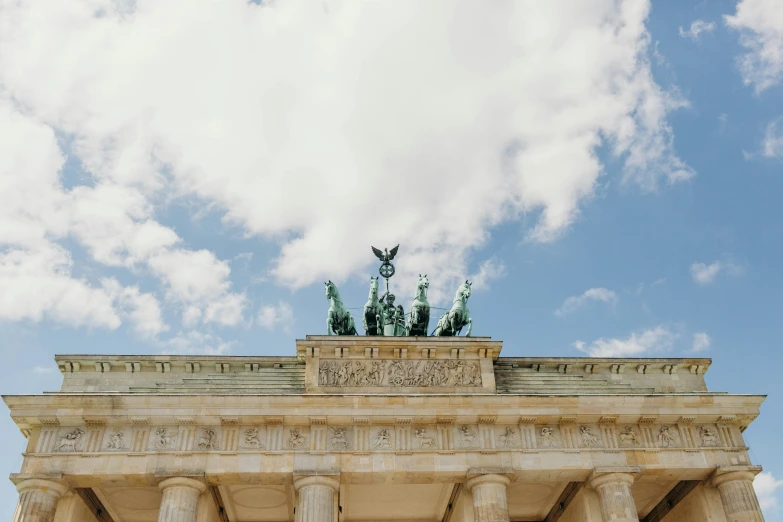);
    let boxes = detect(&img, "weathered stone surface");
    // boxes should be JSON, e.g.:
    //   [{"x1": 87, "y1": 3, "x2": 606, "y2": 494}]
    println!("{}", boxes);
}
[
  {"x1": 157, "y1": 477, "x2": 206, "y2": 522},
  {"x1": 13, "y1": 479, "x2": 68, "y2": 522},
  {"x1": 713, "y1": 467, "x2": 766, "y2": 522},
  {"x1": 1, "y1": 336, "x2": 768, "y2": 522}
]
